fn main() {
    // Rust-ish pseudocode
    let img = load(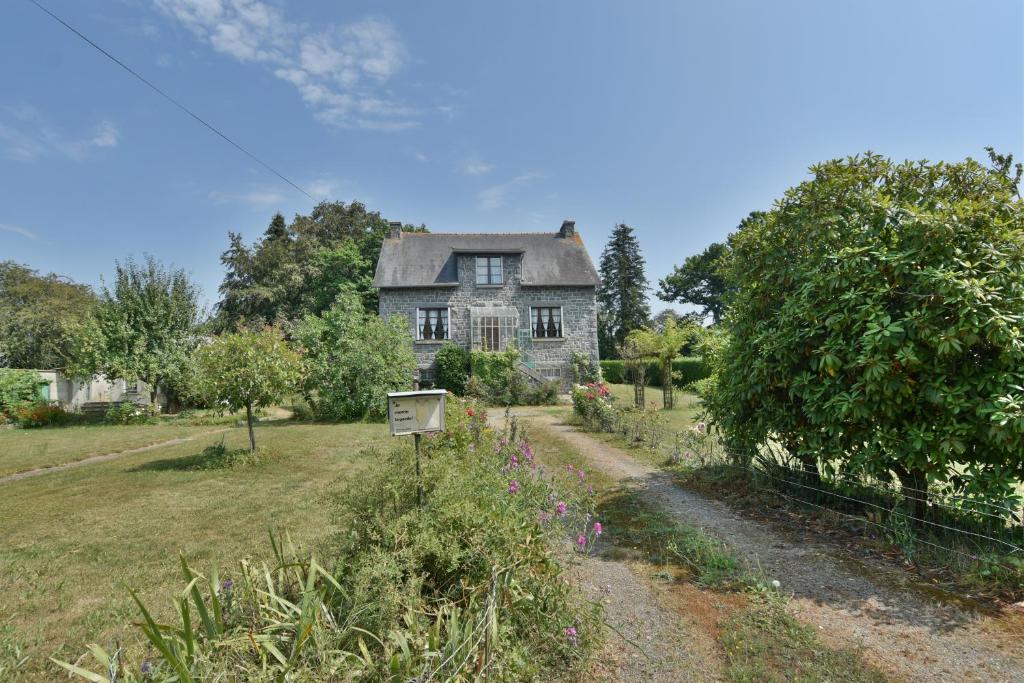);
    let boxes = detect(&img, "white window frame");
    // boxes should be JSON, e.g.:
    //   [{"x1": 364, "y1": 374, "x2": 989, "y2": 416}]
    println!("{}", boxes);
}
[
  {"x1": 529, "y1": 305, "x2": 564, "y2": 339},
  {"x1": 415, "y1": 306, "x2": 451, "y2": 341},
  {"x1": 475, "y1": 256, "x2": 503, "y2": 285}
]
